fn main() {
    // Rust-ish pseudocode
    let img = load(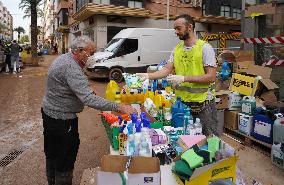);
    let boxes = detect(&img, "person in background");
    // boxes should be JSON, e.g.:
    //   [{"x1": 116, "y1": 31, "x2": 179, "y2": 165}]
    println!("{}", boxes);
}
[
  {"x1": 10, "y1": 40, "x2": 23, "y2": 74},
  {"x1": 4, "y1": 41, "x2": 12, "y2": 73},
  {"x1": 41, "y1": 36, "x2": 136, "y2": 185},
  {"x1": 137, "y1": 14, "x2": 218, "y2": 136}
]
